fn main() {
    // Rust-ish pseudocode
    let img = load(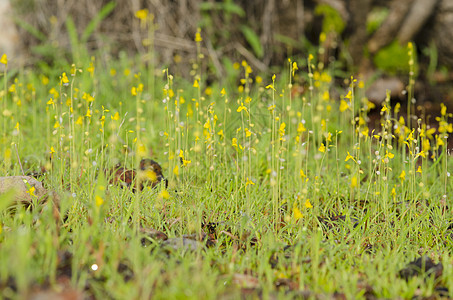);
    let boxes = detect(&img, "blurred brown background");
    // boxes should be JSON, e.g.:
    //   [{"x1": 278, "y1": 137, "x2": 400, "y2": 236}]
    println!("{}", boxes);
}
[{"x1": 1, "y1": 0, "x2": 453, "y2": 104}]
